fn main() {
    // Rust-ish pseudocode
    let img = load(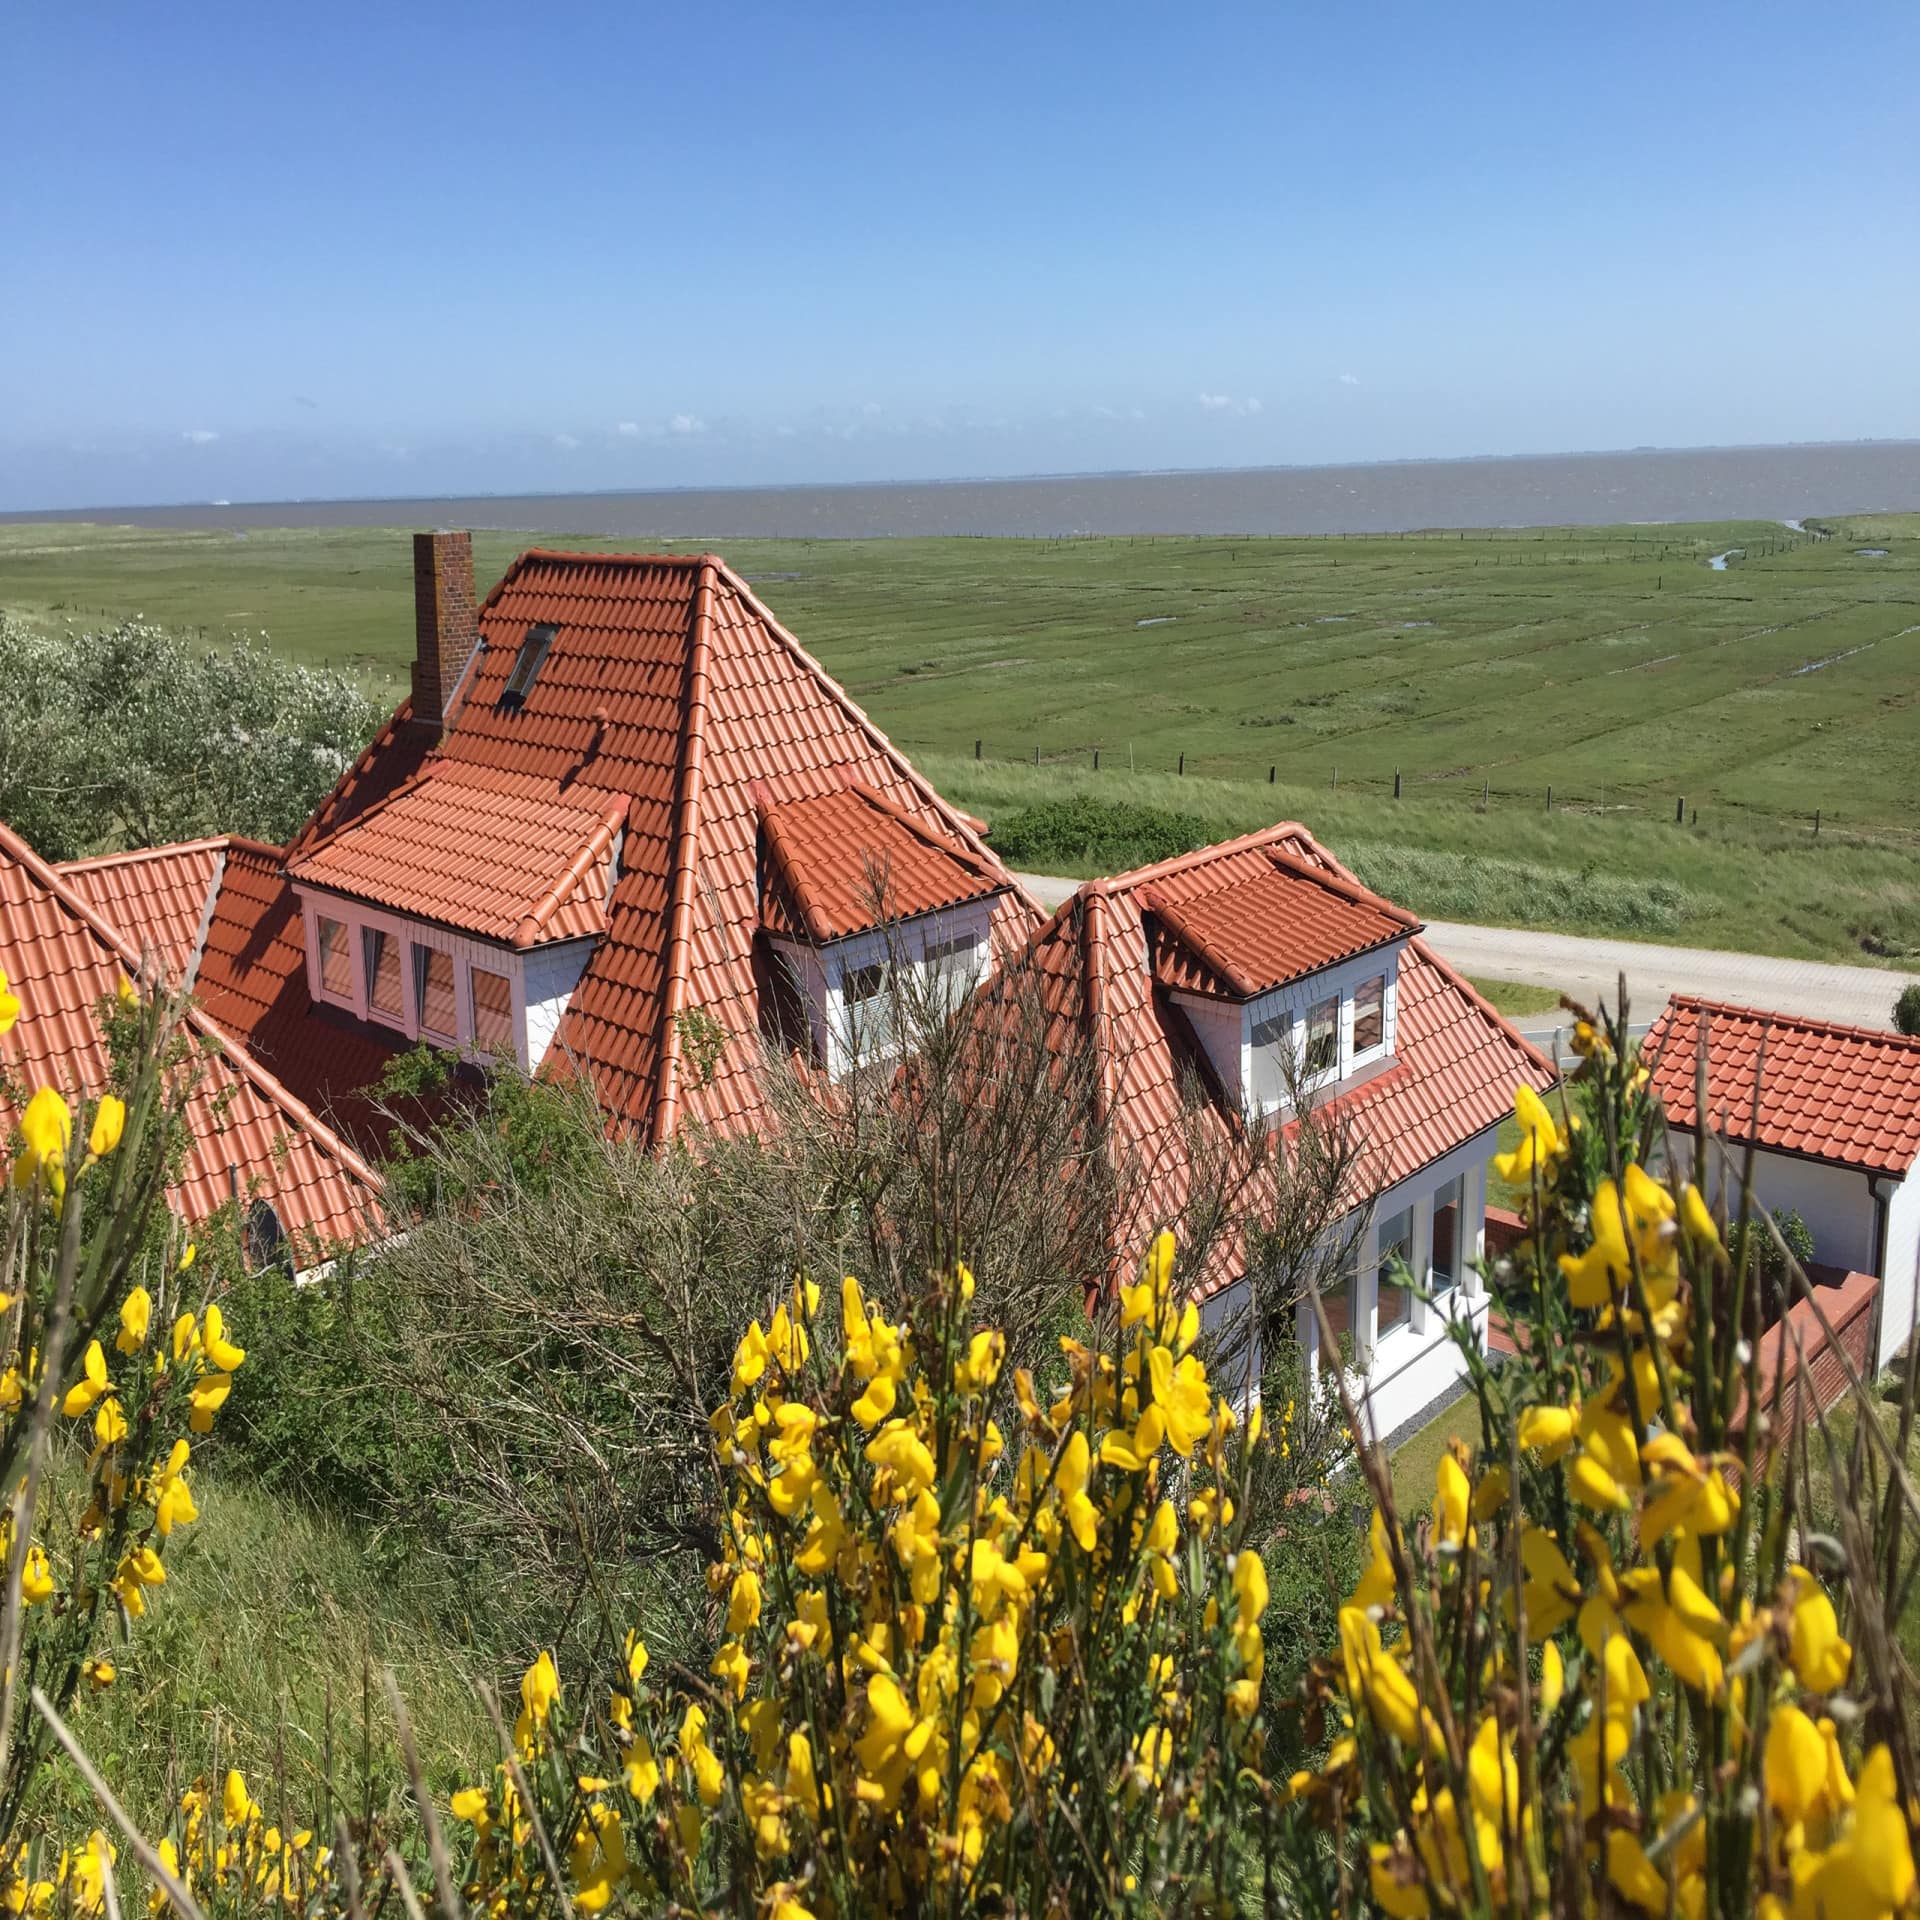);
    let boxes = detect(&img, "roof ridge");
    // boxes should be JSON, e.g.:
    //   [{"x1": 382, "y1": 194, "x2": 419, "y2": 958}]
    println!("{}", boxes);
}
[
  {"x1": 56, "y1": 835, "x2": 234, "y2": 873},
  {"x1": 1092, "y1": 819, "x2": 1315, "y2": 894},
  {"x1": 649, "y1": 559, "x2": 718, "y2": 1146},
  {"x1": 713, "y1": 562, "x2": 1039, "y2": 916},
  {"x1": 0, "y1": 818, "x2": 383, "y2": 1199},
  {"x1": 1662, "y1": 993, "x2": 1920, "y2": 1050}
]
